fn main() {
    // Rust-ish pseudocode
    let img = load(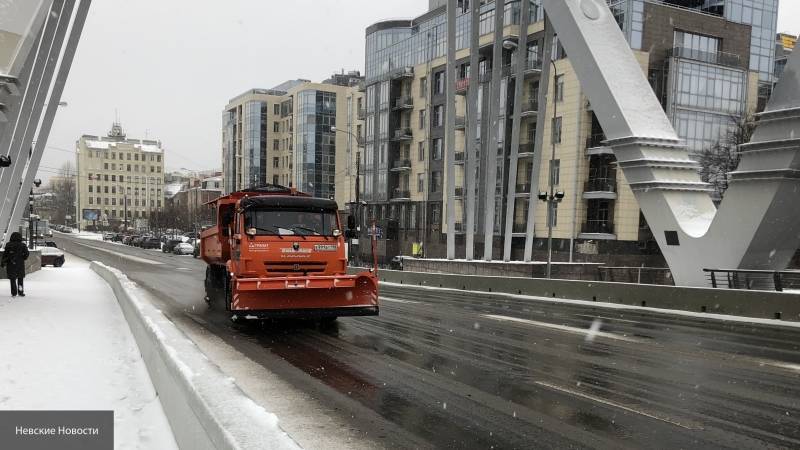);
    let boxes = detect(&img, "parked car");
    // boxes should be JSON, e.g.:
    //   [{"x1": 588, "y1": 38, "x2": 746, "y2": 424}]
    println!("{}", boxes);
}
[
  {"x1": 173, "y1": 242, "x2": 194, "y2": 255},
  {"x1": 132, "y1": 235, "x2": 147, "y2": 247},
  {"x1": 140, "y1": 237, "x2": 161, "y2": 249},
  {"x1": 102, "y1": 232, "x2": 115, "y2": 240},
  {"x1": 162, "y1": 238, "x2": 182, "y2": 253},
  {"x1": 40, "y1": 246, "x2": 65, "y2": 267},
  {"x1": 122, "y1": 235, "x2": 136, "y2": 245},
  {"x1": 111, "y1": 234, "x2": 124, "y2": 242}
]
